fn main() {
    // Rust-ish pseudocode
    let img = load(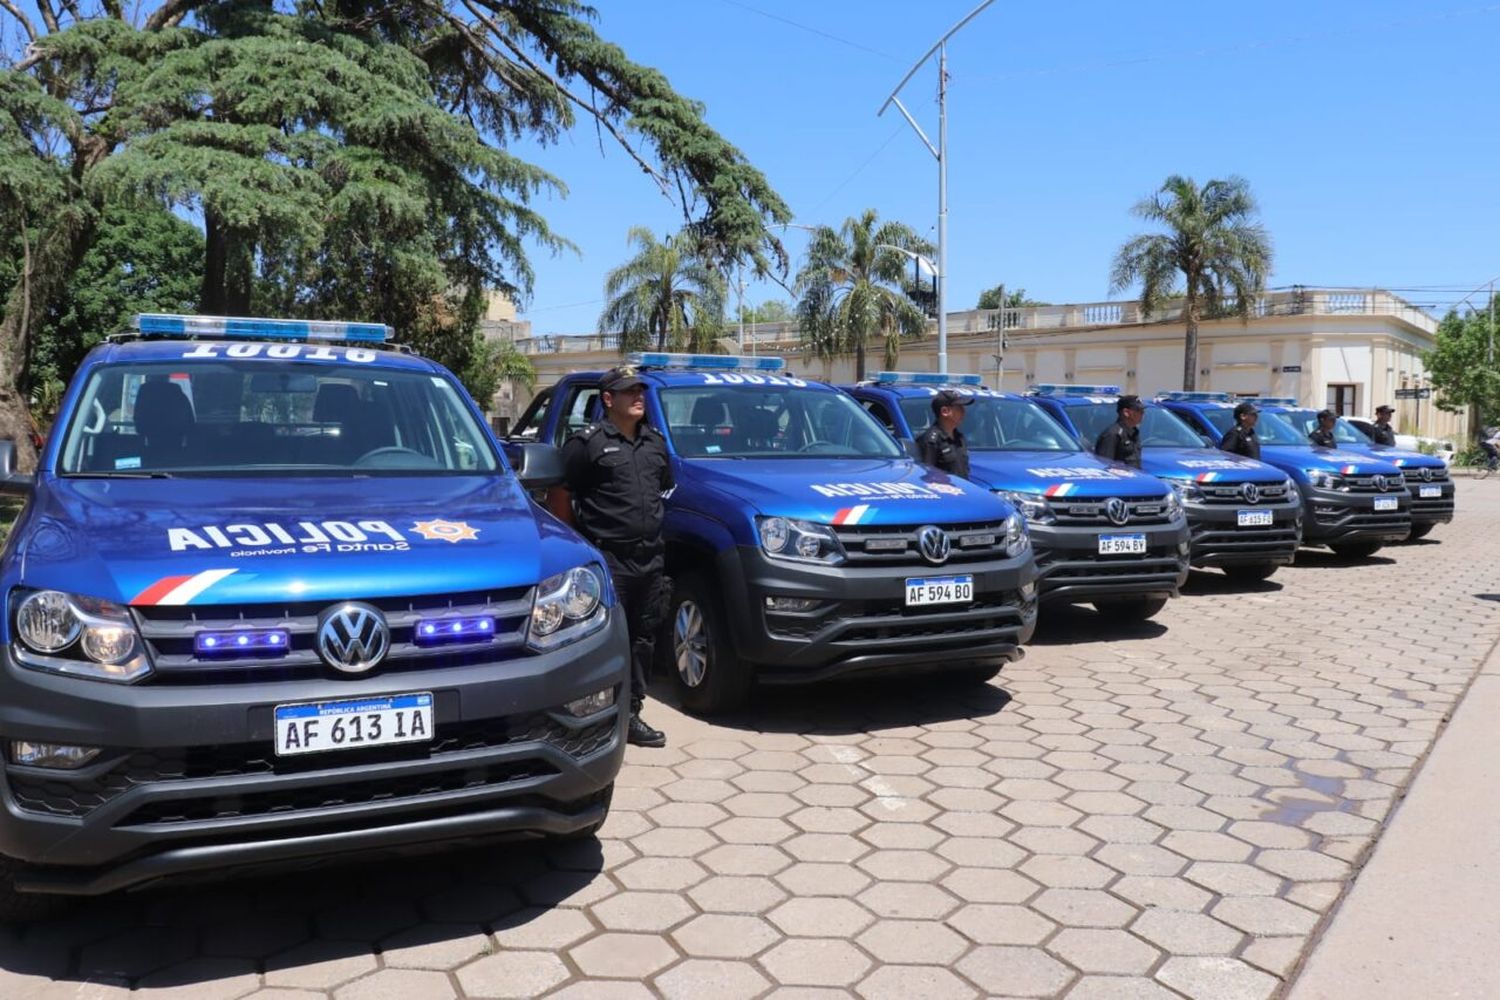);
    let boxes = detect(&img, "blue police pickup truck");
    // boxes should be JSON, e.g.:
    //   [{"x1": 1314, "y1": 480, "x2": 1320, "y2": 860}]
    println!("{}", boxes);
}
[
  {"x1": 511, "y1": 353, "x2": 1038, "y2": 714},
  {"x1": 1027, "y1": 386, "x2": 1301, "y2": 582},
  {"x1": 1256, "y1": 401, "x2": 1454, "y2": 541},
  {"x1": 842, "y1": 374, "x2": 1190, "y2": 622},
  {"x1": 1159, "y1": 393, "x2": 1413, "y2": 559},
  {"x1": 0, "y1": 314, "x2": 629, "y2": 918}
]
